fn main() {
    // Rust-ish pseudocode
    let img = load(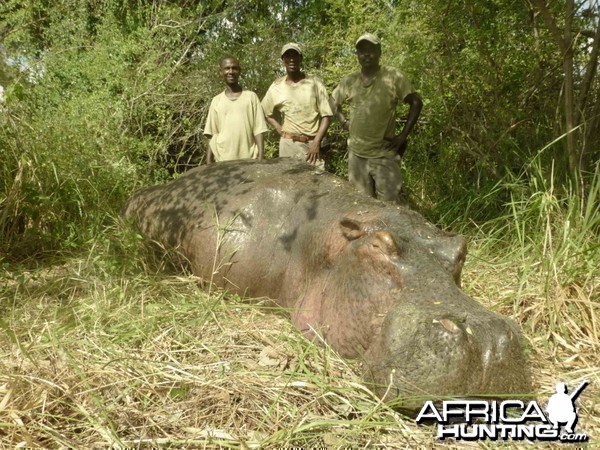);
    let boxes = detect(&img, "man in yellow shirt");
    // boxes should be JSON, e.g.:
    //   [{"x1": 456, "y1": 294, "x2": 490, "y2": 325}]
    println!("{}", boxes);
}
[
  {"x1": 204, "y1": 56, "x2": 269, "y2": 163},
  {"x1": 331, "y1": 34, "x2": 423, "y2": 203},
  {"x1": 262, "y1": 43, "x2": 333, "y2": 169}
]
